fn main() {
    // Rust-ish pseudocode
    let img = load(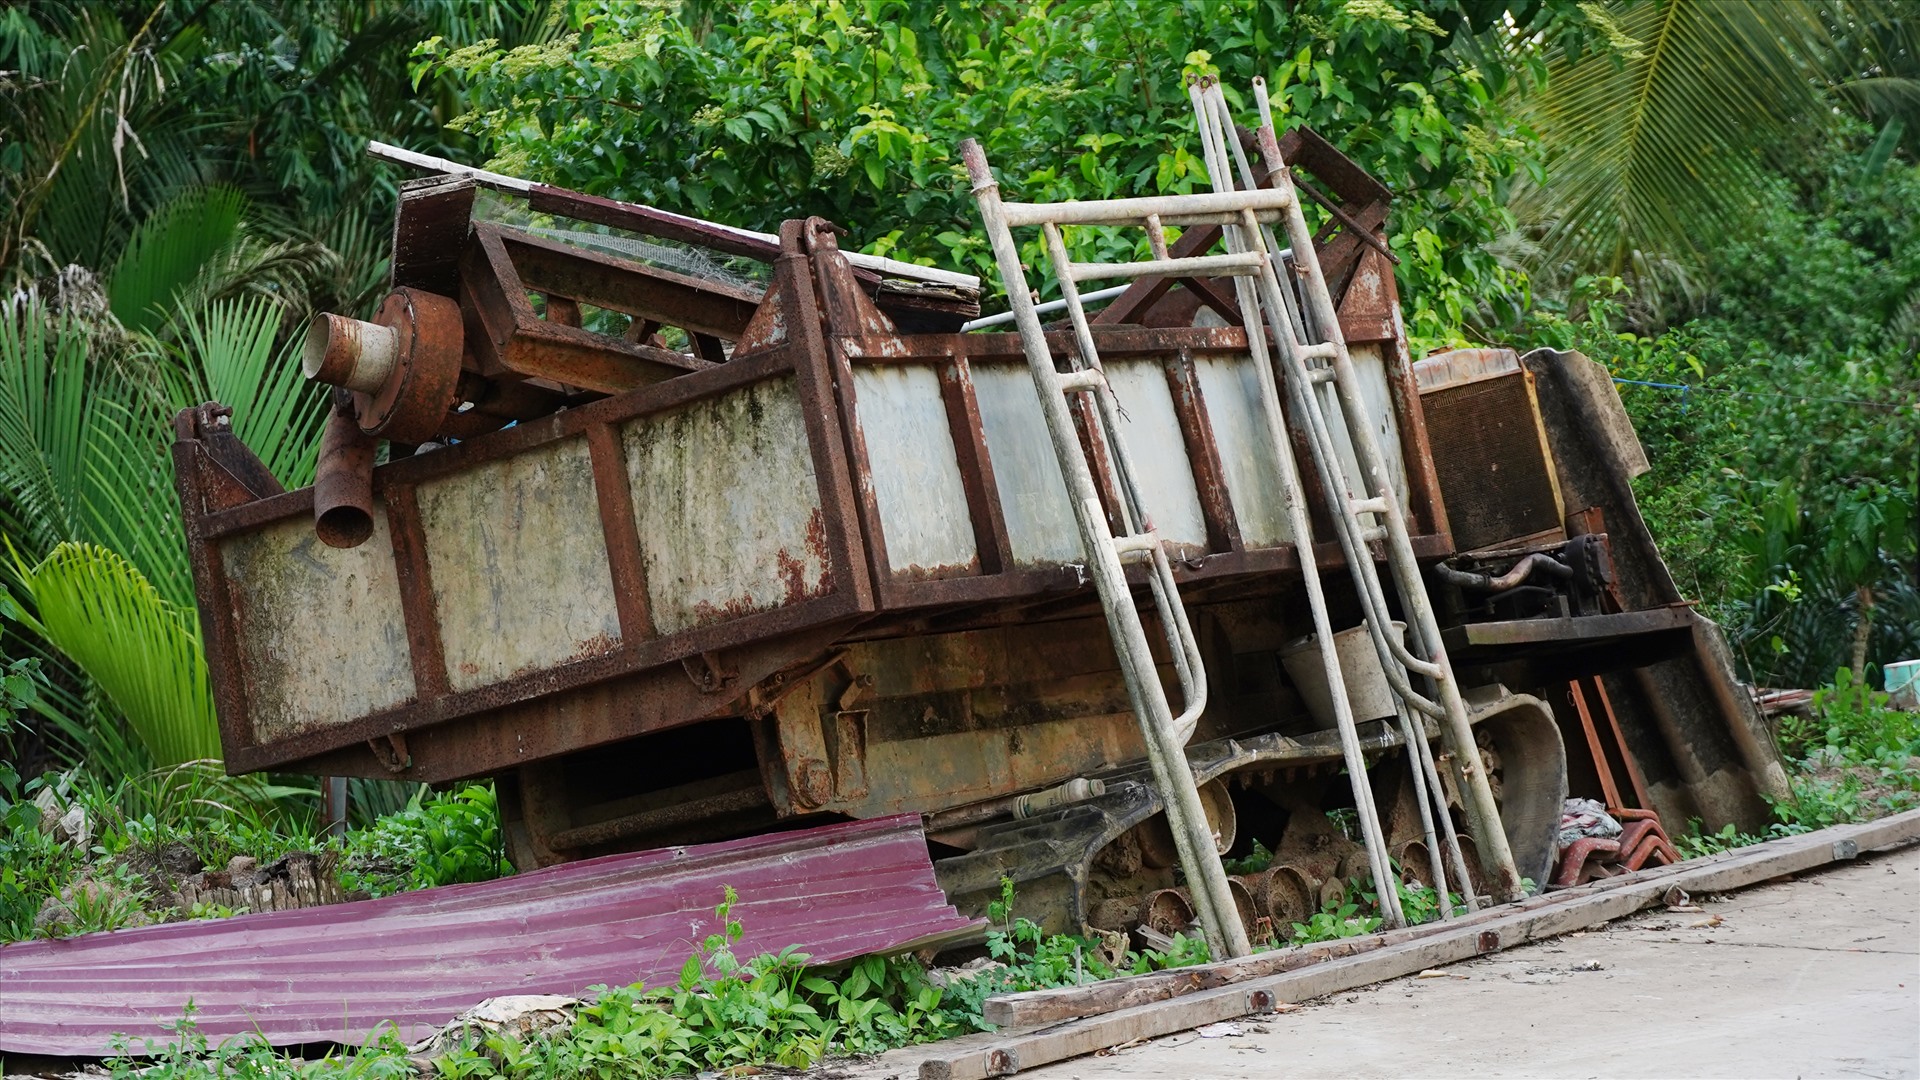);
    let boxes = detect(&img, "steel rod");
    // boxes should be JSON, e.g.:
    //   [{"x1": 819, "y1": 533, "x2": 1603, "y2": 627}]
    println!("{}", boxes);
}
[
  {"x1": 964, "y1": 139, "x2": 1249, "y2": 959},
  {"x1": 1186, "y1": 77, "x2": 1405, "y2": 928}
]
